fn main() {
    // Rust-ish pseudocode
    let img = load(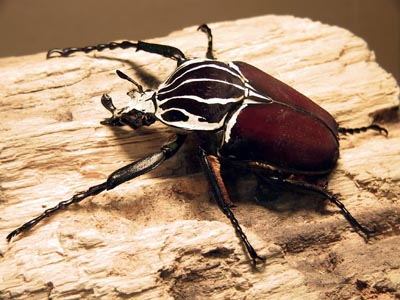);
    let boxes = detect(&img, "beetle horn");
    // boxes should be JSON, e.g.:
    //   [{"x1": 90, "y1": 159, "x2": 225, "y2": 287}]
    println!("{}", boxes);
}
[{"x1": 116, "y1": 69, "x2": 145, "y2": 95}]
